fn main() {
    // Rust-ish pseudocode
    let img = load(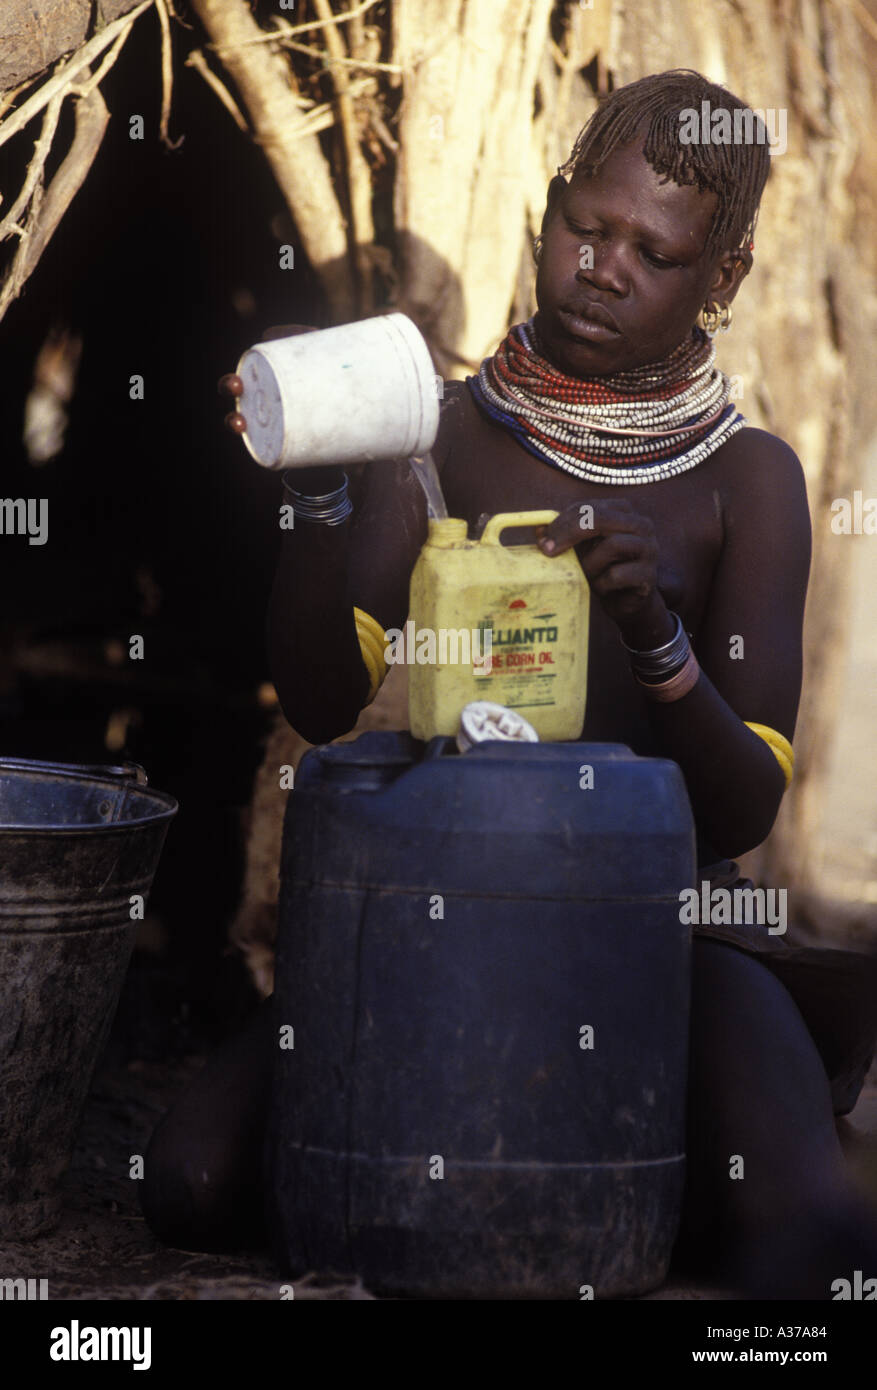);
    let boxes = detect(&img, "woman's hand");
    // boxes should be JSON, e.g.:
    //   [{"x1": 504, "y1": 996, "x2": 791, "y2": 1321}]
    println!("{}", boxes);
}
[{"x1": 537, "y1": 498, "x2": 676, "y2": 649}]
